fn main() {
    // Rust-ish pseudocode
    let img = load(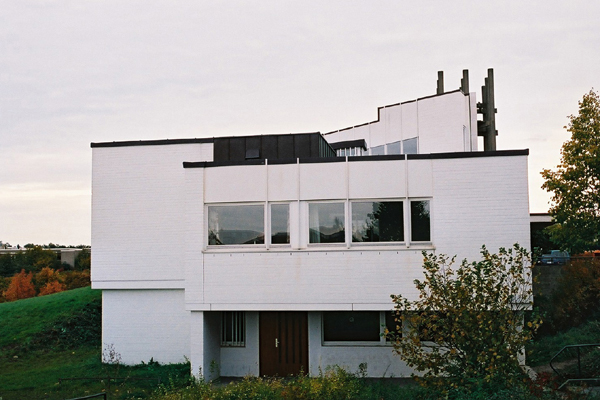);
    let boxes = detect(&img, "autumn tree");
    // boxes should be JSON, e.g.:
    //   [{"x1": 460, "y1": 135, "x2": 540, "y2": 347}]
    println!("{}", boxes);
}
[
  {"x1": 541, "y1": 90, "x2": 600, "y2": 254},
  {"x1": 38, "y1": 280, "x2": 66, "y2": 296},
  {"x1": 3, "y1": 269, "x2": 36, "y2": 301},
  {"x1": 387, "y1": 245, "x2": 540, "y2": 393}
]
